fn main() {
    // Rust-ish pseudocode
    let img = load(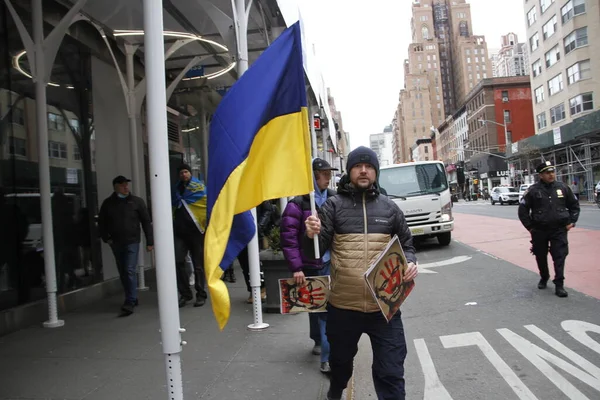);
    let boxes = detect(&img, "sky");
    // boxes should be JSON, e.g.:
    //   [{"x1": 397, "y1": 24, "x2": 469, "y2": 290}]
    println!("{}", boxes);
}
[{"x1": 298, "y1": 0, "x2": 528, "y2": 149}]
